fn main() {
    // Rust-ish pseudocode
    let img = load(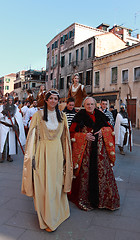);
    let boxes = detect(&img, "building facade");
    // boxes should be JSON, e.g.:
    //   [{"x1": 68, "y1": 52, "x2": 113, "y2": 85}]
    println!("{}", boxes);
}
[
  {"x1": 14, "y1": 70, "x2": 26, "y2": 101},
  {"x1": 22, "y1": 69, "x2": 46, "y2": 100},
  {"x1": 109, "y1": 25, "x2": 140, "y2": 46},
  {"x1": 92, "y1": 43, "x2": 140, "y2": 128},
  {"x1": 1, "y1": 73, "x2": 16, "y2": 95},
  {"x1": 46, "y1": 22, "x2": 127, "y2": 98},
  {"x1": 0, "y1": 77, "x2": 4, "y2": 97},
  {"x1": 60, "y1": 32, "x2": 126, "y2": 98}
]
